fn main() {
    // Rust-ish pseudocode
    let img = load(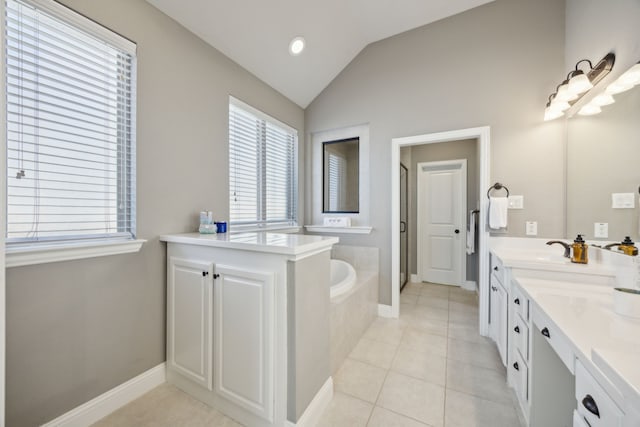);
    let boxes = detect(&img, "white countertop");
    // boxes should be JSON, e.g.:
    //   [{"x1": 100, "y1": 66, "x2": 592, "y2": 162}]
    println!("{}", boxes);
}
[
  {"x1": 160, "y1": 232, "x2": 339, "y2": 256},
  {"x1": 514, "y1": 276, "x2": 640, "y2": 411}
]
